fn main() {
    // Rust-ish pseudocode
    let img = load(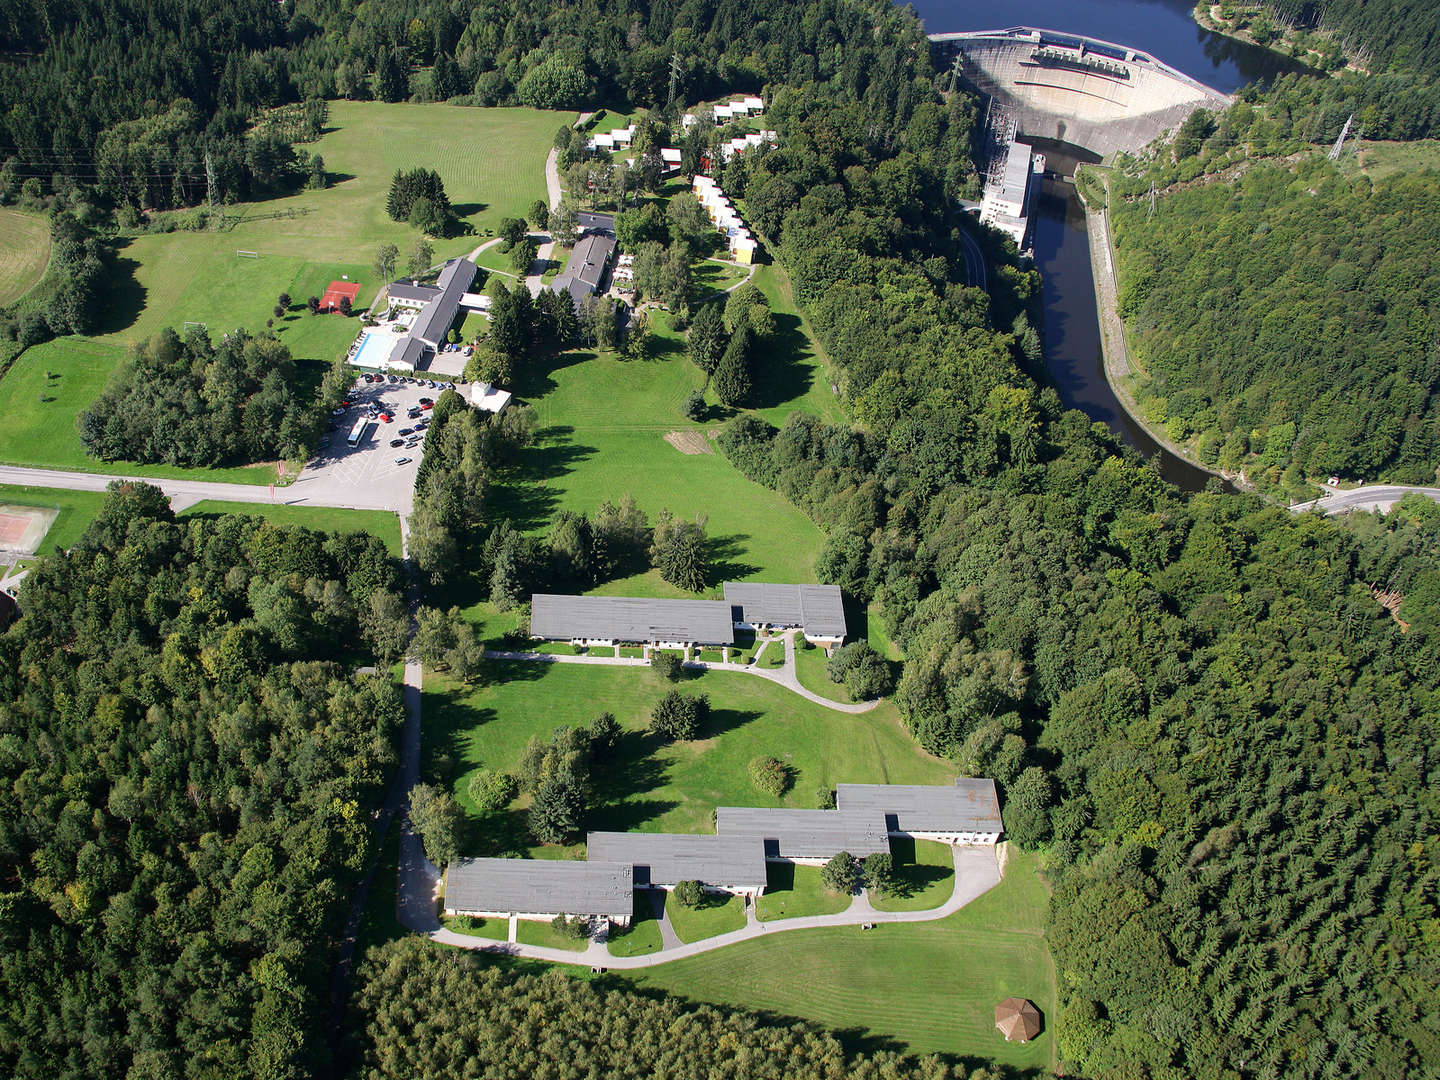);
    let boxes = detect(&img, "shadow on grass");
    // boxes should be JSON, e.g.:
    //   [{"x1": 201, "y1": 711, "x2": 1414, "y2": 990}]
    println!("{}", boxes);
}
[
  {"x1": 701, "y1": 706, "x2": 761, "y2": 740},
  {"x1": 512, "y1": 349, "x2": 598, "y2": 400},
  {"x1": 705, "y1": 532, "x2": 759, "y2": 585},
  {"x1": 747, "y1": 310, "x2": 818, "y2": 410},
  {"x1": 488, "y1": 425, "x2": 597, "y2": 531},
  {"x1": 451, "y1": 201, "x2": 490, "y2": 219},
  {"x1": 883, "y1": 836, "x2": 953, "y2": 899},
  {"x1": 94, "y1": 244, "x2": 145, "y2": 335}
]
